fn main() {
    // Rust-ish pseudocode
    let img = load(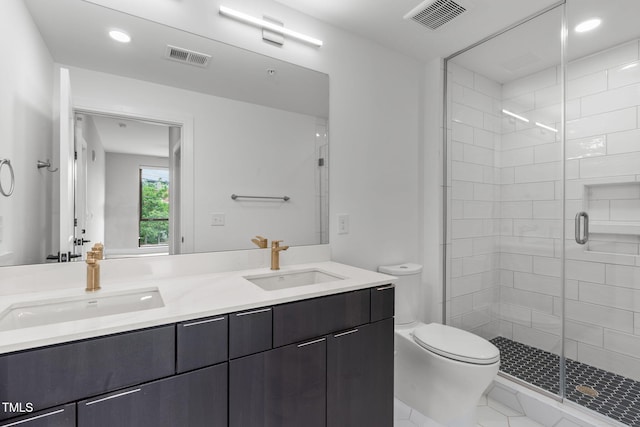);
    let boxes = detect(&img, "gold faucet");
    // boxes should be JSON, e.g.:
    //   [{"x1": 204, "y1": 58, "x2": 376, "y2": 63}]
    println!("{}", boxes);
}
[
  {"x1": 251, "y1": 235, "x2": 268, "y2": 249},
  {"x1": 86, "y1": 250, "x2": 101, "y2": 292},
  {"x1": 270, "y1": 240, "x2": 289, "y2": 270}
]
